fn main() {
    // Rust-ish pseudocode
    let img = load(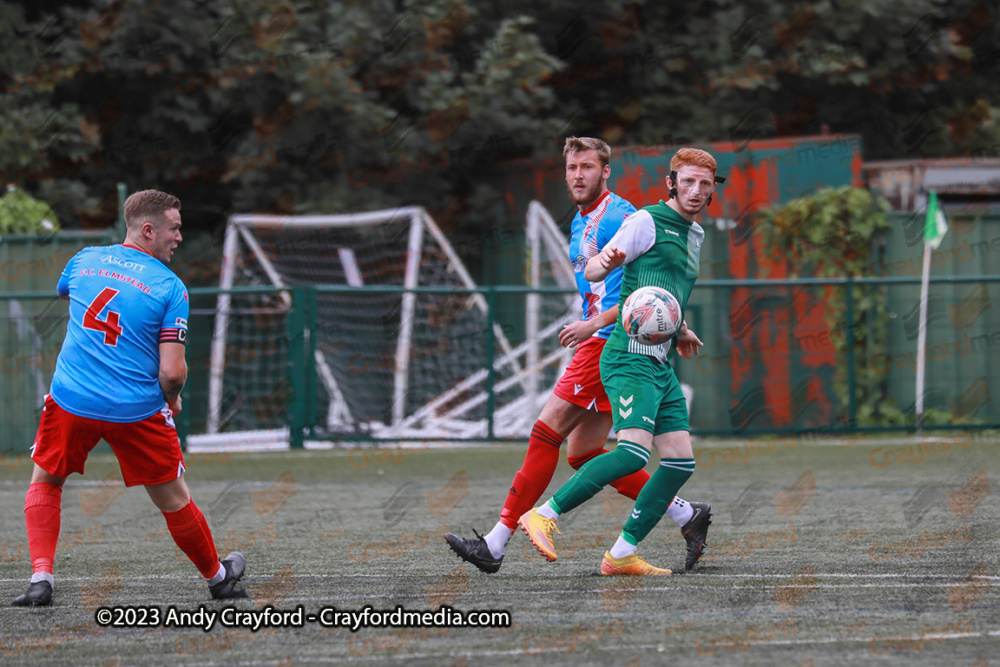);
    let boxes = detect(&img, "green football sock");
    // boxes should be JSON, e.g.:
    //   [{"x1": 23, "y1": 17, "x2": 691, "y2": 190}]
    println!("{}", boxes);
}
[
  {"x1": 551, "y1": 441, "x2": 649, "y2": 514},
  {"x1": 622, "y1": 458, "x2": 695, "y2": 545}
]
